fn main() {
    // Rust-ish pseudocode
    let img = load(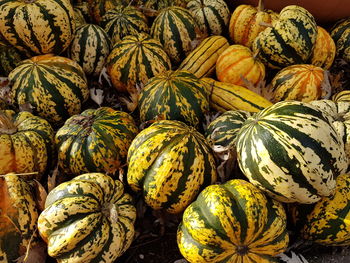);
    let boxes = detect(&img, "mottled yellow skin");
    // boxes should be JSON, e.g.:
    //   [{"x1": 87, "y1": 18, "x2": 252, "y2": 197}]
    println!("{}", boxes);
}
[
  {"x1": 0, "y1": 110, "x2": 54, "y2": 178},
  {"x1": 0, "y1": 174, "x2": 40, "y2": 262},
  {"x1": 38, "y1": 173, "x2": 136, "y2": 263},
  {"x1": 216, "y1": 45, "x2": 265, "y2": 87},
  {"x1": 310, "y1": 26, "x2": 336, "y2": 70},
  {"x1": 271, "y1": 64, "x2": 325, "y2": 103},
  {"x1": 333, "y1": 90, "x2": 350, "y2": 103},
  {"x1": 202, "y1": 78, "x2": 272, "y2": 113},
  {"x1": 330, "y1": 18, "x2": 350, "y2": 64},
  {"x1": 177, "y1": 179, "x2": 289, "y2": 263},
  {"x1": 179, "y1": 35, "x2": 229, "y2": 78}
]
